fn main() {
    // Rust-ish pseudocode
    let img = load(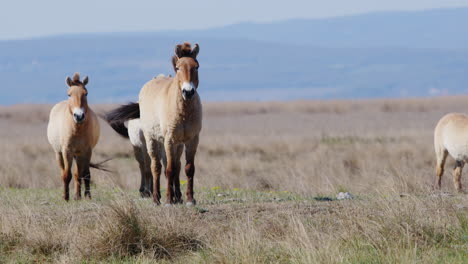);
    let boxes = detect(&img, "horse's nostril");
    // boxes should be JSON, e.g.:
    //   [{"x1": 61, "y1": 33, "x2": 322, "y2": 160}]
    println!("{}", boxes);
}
[
  {"x1": 183, "y1": 89, "x2": 194, "y2": 98},
  {"x1": 74, "y1": 113, "x2": 84, "y2": 121}
]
